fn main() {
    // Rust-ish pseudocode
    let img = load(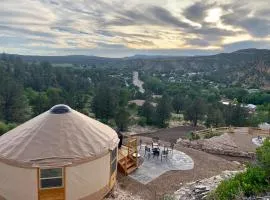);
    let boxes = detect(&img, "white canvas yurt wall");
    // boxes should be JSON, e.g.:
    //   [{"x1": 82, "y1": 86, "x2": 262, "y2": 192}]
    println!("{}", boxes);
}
[
  {"x1": 0, "y1": 162, "x2": 37, "y2": 200},
  {"x1": 66, "y1": 153, "x2": 111, "y2": 200},
  {"x1": 0, "y1": 105, "x2": 119, "y2": 200}
]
